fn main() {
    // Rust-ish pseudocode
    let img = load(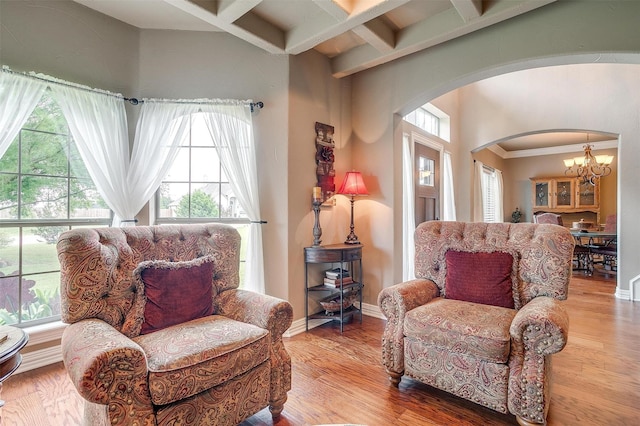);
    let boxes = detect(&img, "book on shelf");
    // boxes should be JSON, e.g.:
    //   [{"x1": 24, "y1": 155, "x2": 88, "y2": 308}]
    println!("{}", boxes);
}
[
  {"x1": 323, "y1": 276, "x2": 353, "y2": 287},
  {"x1": 325, "y1": 267, "x2": 350, "y2": 279}
]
